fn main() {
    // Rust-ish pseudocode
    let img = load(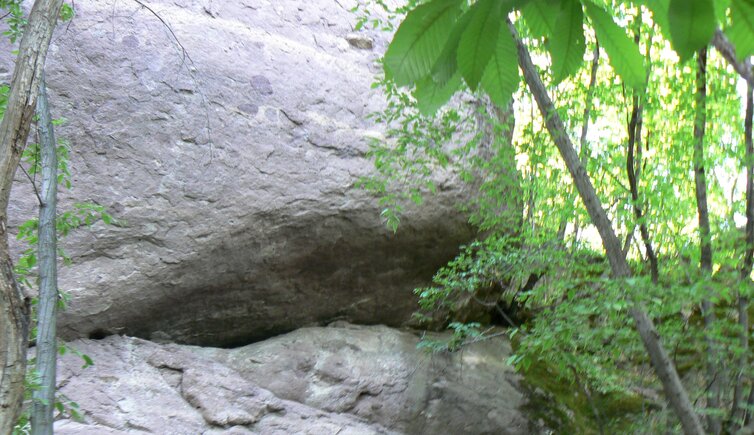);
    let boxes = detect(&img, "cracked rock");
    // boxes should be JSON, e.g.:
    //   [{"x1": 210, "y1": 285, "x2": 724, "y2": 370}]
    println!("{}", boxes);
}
[{"x1": 53, "y1": 324, "x2": 534, "y2": 434}]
